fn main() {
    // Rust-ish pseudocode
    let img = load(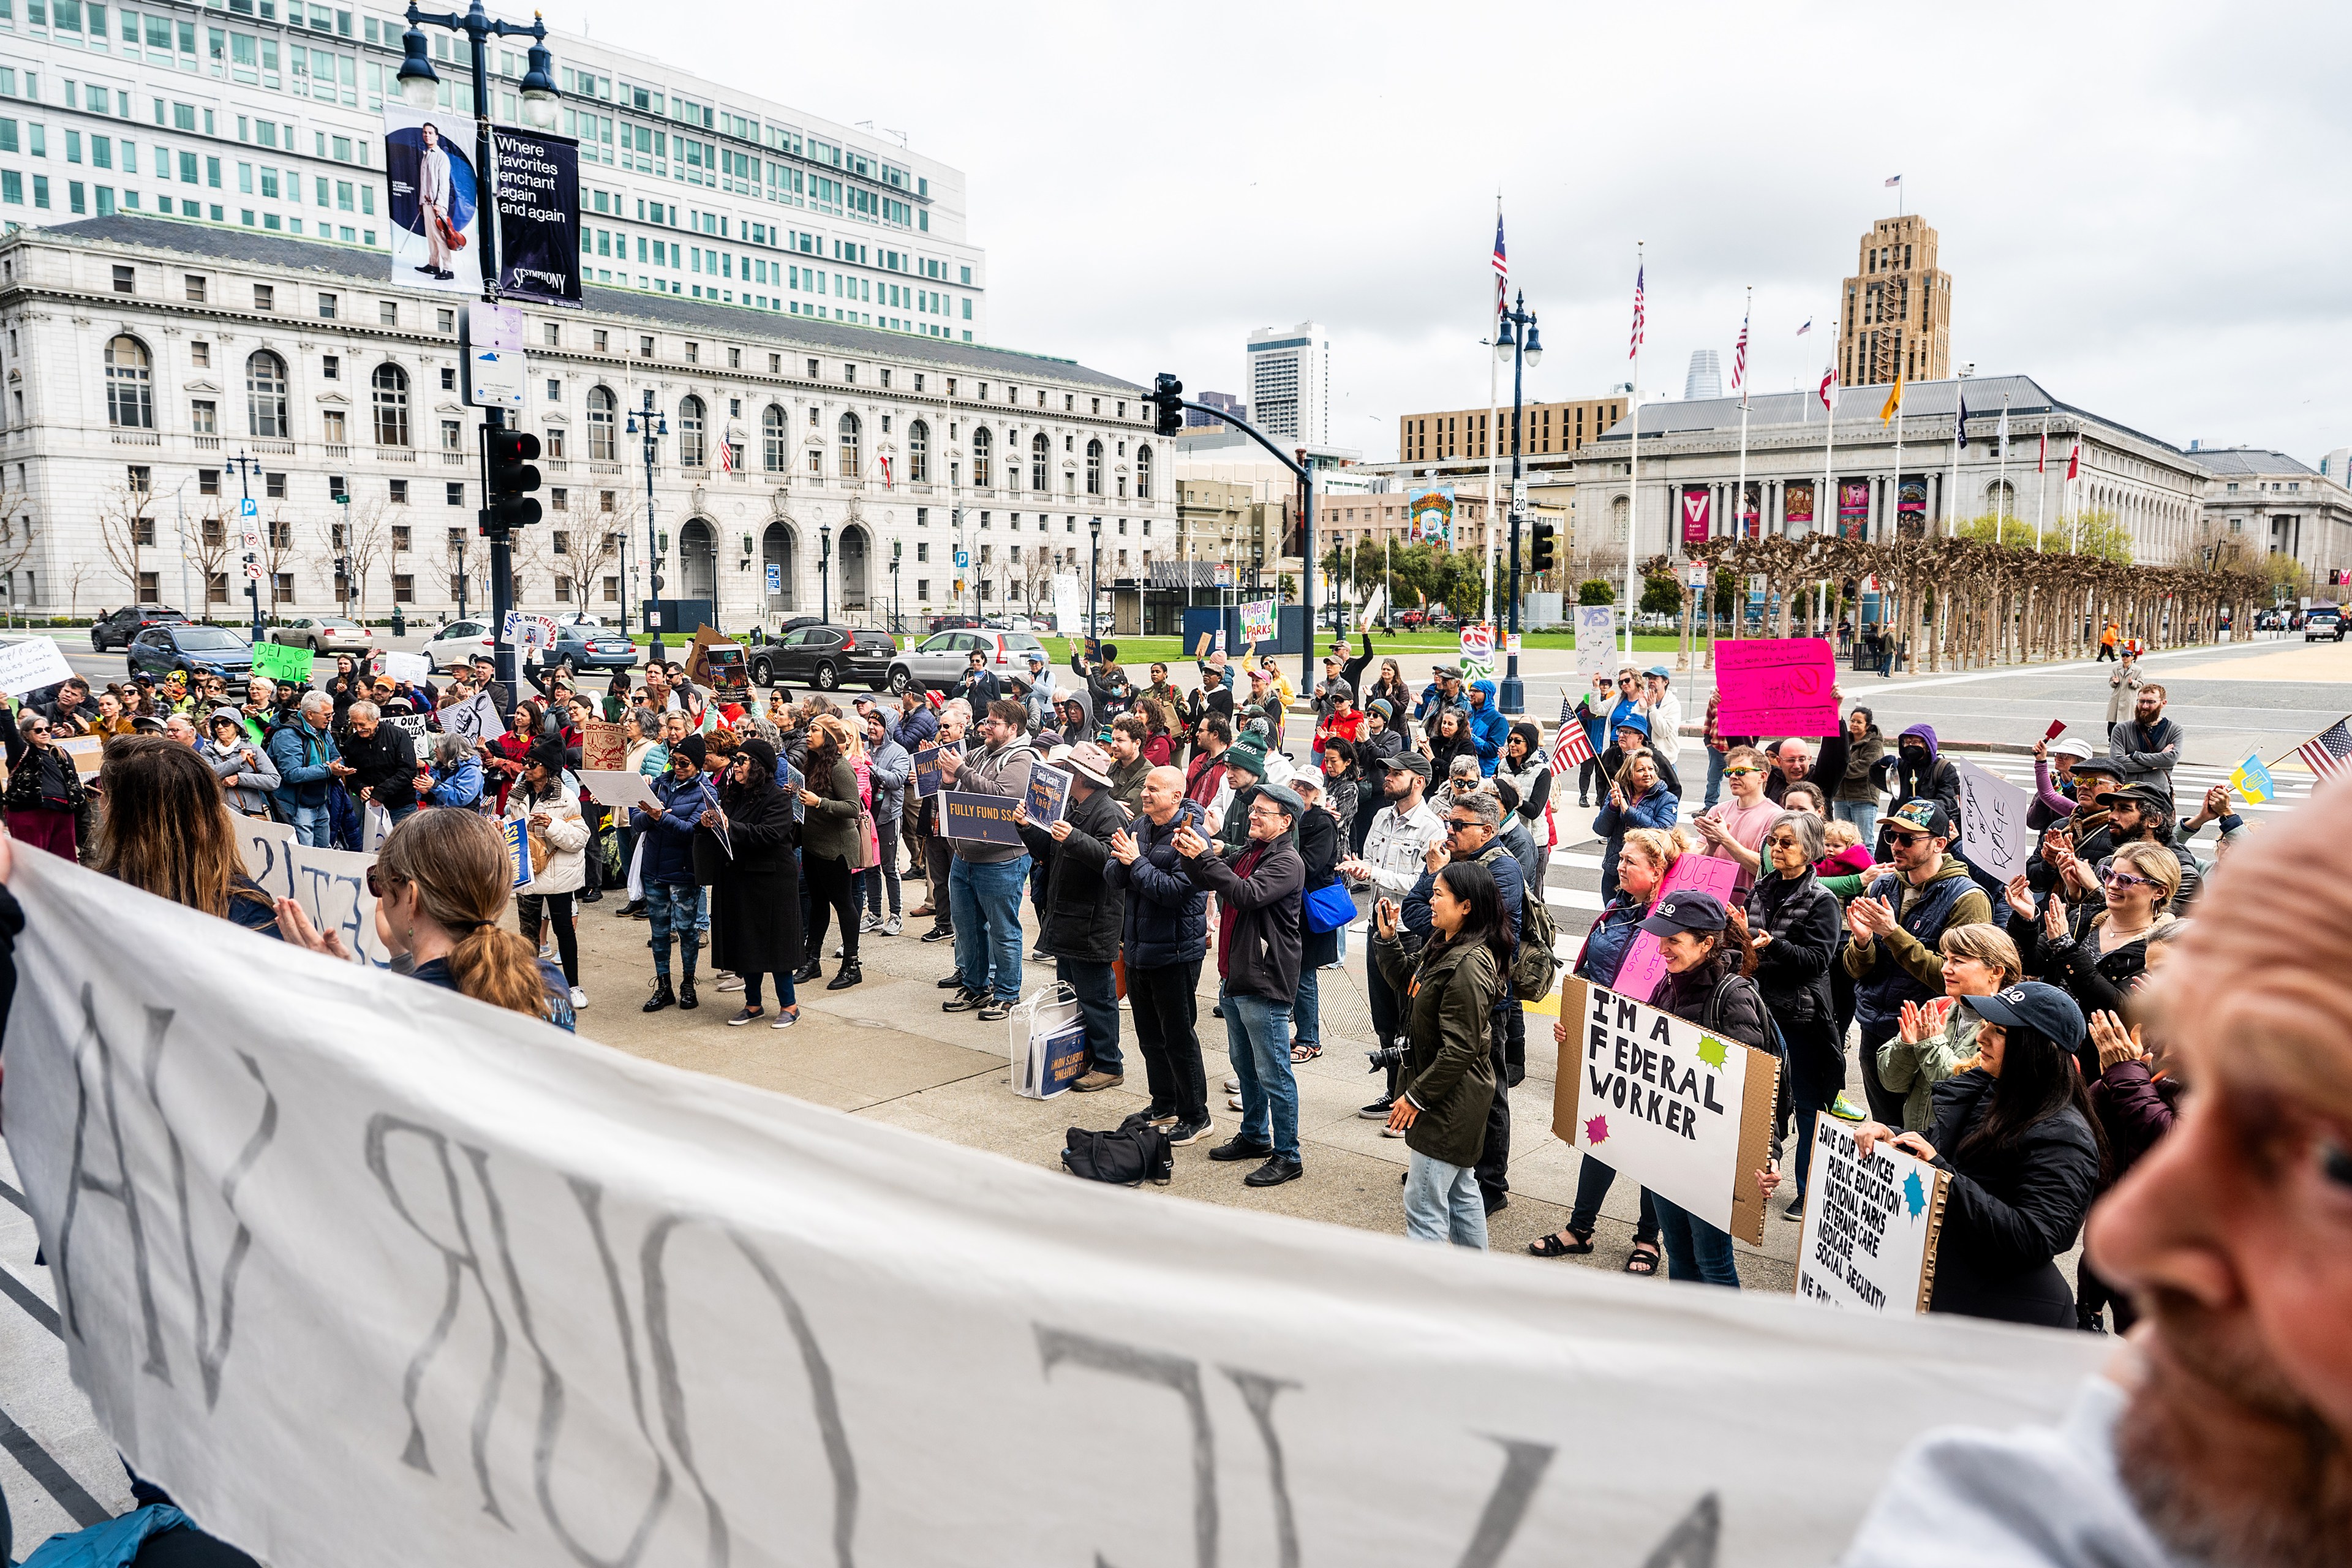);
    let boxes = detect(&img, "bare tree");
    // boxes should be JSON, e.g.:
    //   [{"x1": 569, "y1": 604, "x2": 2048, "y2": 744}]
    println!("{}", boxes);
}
[
  {"x1": 564, "y1": 519, "x2": 622, "y2": 622},
  {"x1": 0, "y1": 475, "x2": 36, "y2": 627},
  {"x1": 333, "y1": 497, "x2": 393, "y2": 619},
  {"x1": 95, "y1": 480, "x2": 150, "y2": 601},
  {"x1": 260, "y1": 502, "x2": 304, "y2": 625},
  {"x1": 64, "y1": 561, "x2": 98, "y2": 622},
  {"x1": 188, "y1": 503, "x2": 233, "y2": 624}
]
